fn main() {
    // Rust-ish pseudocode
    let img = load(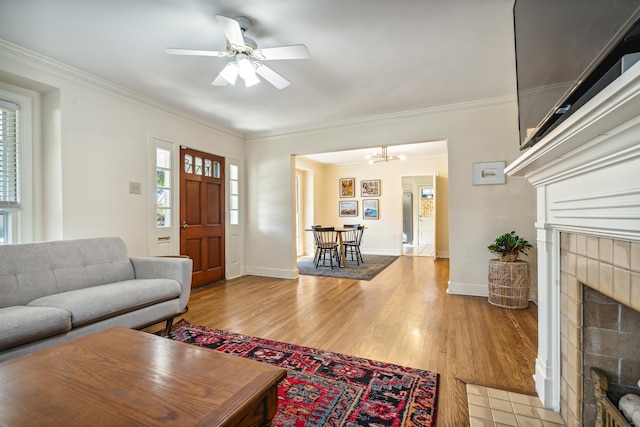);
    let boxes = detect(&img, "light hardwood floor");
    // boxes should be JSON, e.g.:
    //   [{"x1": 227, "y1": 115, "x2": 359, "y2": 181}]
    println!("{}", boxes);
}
[{"x1": 164, "y1": 256, "x2": 538, "y2": 426}]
